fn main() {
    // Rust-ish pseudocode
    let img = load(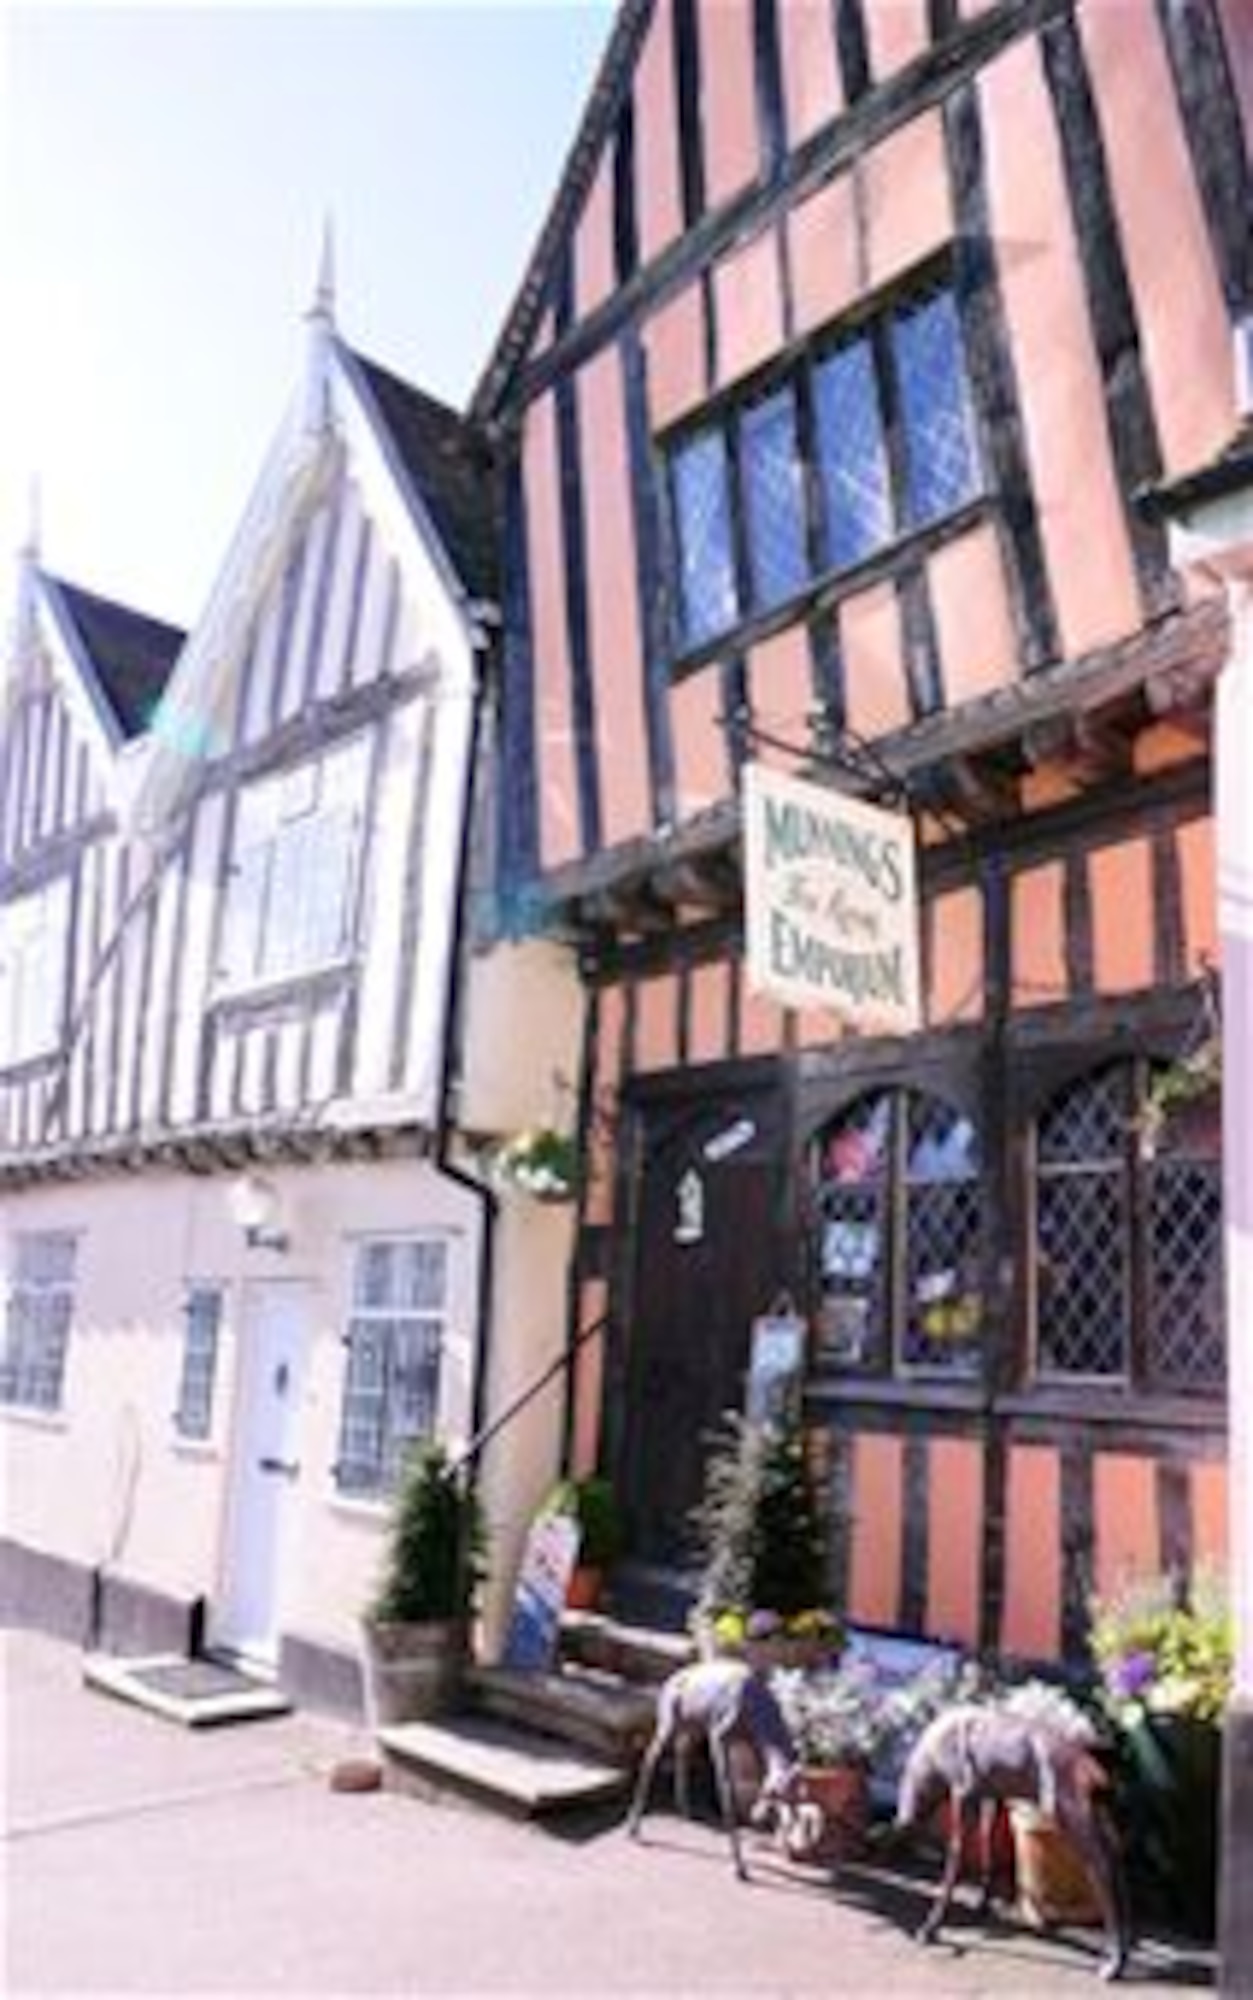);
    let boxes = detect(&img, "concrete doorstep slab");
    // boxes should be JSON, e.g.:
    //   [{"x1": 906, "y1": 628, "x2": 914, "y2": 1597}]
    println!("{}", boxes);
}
[
  {"x1": 377, "y1": 1710, "x2": 633, "y2": 1818},
  {"x1": 82, "y1": 1652, "x2": 292, "y2": 1728}
]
